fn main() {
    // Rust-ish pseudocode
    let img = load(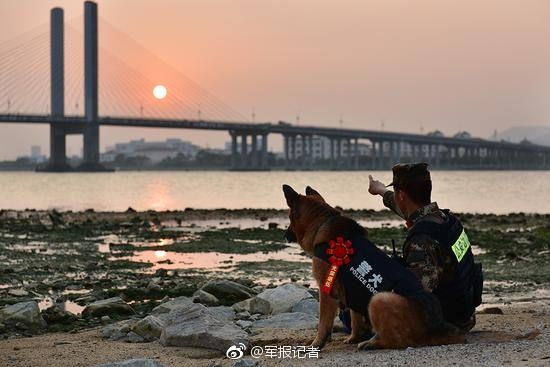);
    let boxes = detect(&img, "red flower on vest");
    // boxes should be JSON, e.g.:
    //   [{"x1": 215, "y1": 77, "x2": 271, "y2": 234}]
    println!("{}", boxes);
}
[{"x1": 321, "y1": 237, "x2": 354, "y2": 294}]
